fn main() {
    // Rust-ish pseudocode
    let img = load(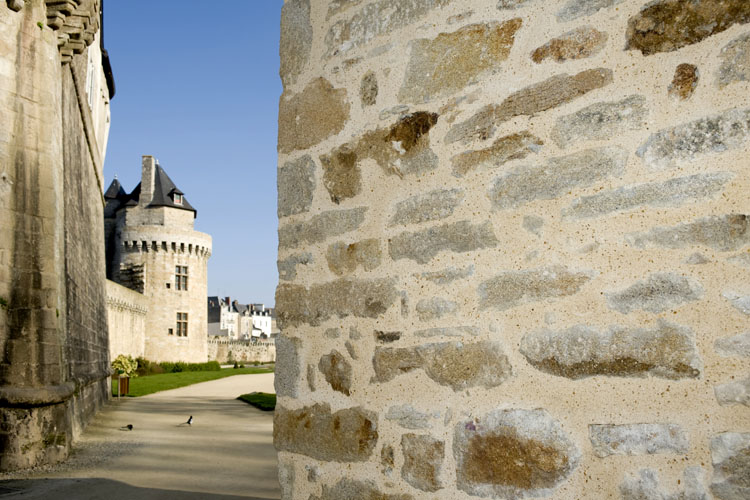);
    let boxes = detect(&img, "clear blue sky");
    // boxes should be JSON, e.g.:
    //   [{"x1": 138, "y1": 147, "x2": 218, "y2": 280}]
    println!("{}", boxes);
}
[{"x1": 104, "y1": 1, "x2": 282, "y2": 306}]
